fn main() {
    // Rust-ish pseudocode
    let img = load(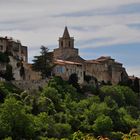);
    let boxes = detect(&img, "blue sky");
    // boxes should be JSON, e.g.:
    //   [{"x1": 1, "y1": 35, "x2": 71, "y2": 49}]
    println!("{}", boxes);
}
[{"x1": 0, "y1": 0, "x2": 140, "y2": 77}]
